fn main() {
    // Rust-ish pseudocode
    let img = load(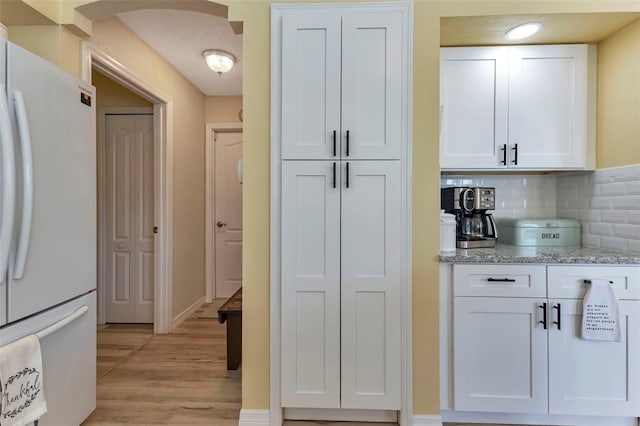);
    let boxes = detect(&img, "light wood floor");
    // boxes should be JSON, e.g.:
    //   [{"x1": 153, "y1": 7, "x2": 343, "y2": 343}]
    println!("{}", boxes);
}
[
  {"x1": 83, "y1": 304, "x2": 241, "y2": 425},
  {"x1": 82, "y1": 304, "x2": 517, "y2": 426}
]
